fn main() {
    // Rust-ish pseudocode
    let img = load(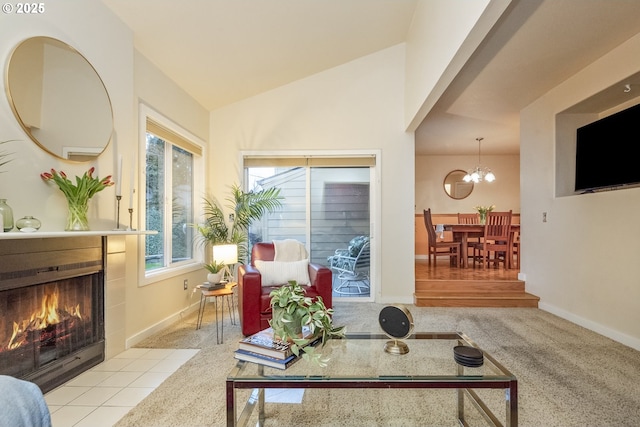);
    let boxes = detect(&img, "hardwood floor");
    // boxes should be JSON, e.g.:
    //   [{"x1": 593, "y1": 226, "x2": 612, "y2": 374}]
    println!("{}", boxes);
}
[{"x1": 414, "y1": 259, "x2": 539, "y2": 308}]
